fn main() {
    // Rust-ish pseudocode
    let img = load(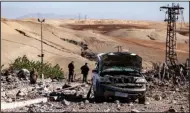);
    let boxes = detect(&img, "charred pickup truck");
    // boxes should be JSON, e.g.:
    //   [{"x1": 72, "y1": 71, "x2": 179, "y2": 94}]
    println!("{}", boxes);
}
[{"x1": 92, "y1": 52, "x2": 147, "y2": 103}]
